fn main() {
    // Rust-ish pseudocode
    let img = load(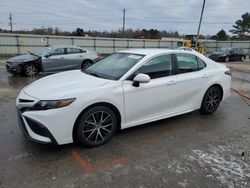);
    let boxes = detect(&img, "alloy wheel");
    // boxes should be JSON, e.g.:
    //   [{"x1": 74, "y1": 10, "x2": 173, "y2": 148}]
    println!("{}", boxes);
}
[
  {"x1": 204, "y1": 88, "x2": 221, "y2": 112},
  {"x1": 82, "y1": 111, "x2": 113, "y2": 144},
  {"x1": 25, "y1": 65, "x2": 38, "y2": 76}
]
